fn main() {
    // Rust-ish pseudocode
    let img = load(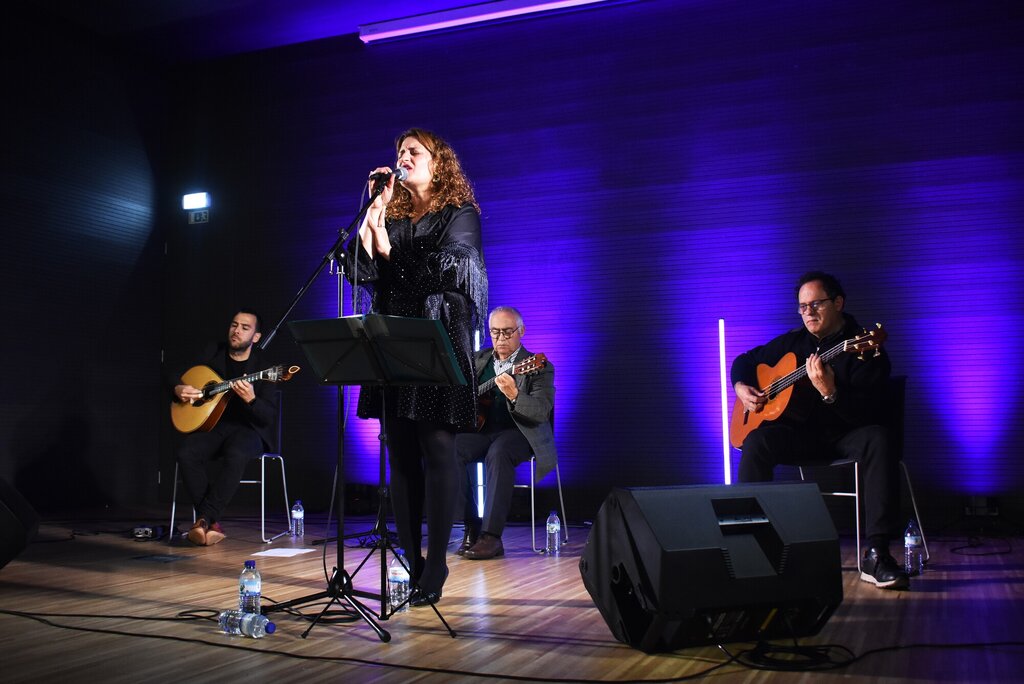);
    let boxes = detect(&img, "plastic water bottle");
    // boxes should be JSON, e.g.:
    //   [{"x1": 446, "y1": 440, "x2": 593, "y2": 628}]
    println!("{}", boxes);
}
[
  {"x1": 545, "y1": 510, "x2": 561, "y2": 555},
  {"x1": 291, "y1": 499, "x2": 305, "y2": 538},
  {"x1": 904, "y1": 519, "x2": 923, "y2": 576},
  {"x1": 387, "y1": 548, "x2": 411, "y2": 613},
  {"x1": 218, "y1": 610, "x2": 276, "y2": 638},
  {"x1": 238, "y1": 560, "x2": 262, "y2": 614}
]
